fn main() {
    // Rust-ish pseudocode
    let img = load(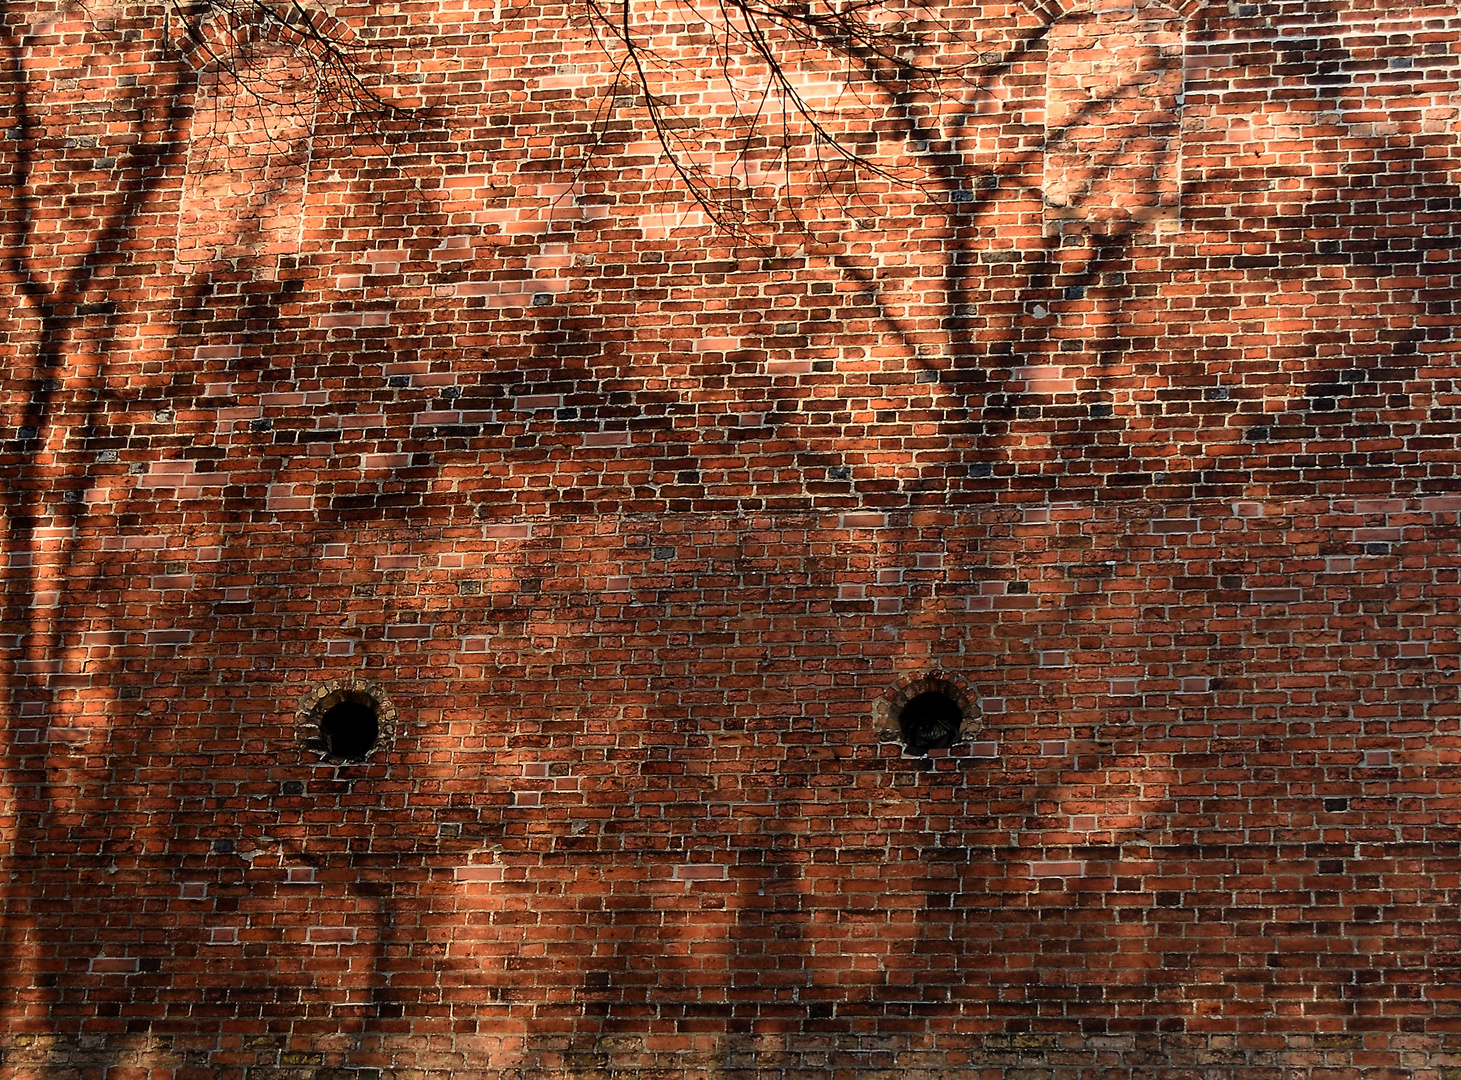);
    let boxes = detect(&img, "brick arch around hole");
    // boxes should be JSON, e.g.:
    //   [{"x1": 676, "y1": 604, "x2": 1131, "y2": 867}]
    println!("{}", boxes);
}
[
  {"x1": 168, "y1": 4, "x2": 357, "y2": 71},
  {"x1": 1027, "y1": 0, "x2": 1200, "y2": 26},
  {"x1": 295, "y1": 678, "x2": 398, "y2": 762},
  {"x1": 873, "y1": 669, "x2": 982, "y2": 754}
]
